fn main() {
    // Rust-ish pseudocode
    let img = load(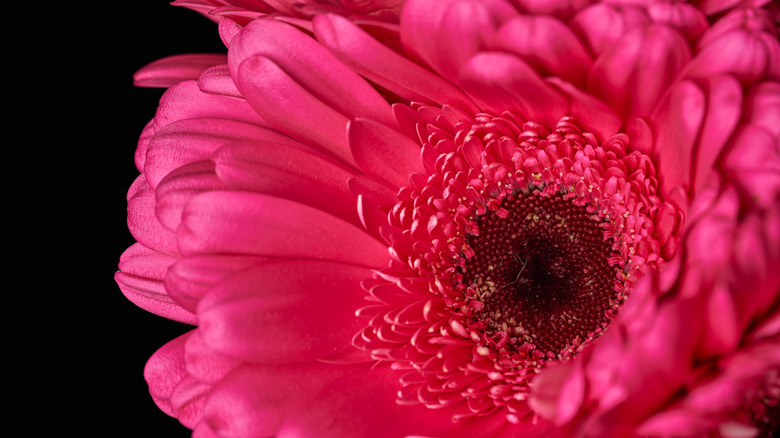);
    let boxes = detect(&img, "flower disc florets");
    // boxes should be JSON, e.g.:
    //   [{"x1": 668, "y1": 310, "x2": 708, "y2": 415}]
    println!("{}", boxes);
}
[{"x1": 355, "y1": 108, "x2": 669, "y2": 421}]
